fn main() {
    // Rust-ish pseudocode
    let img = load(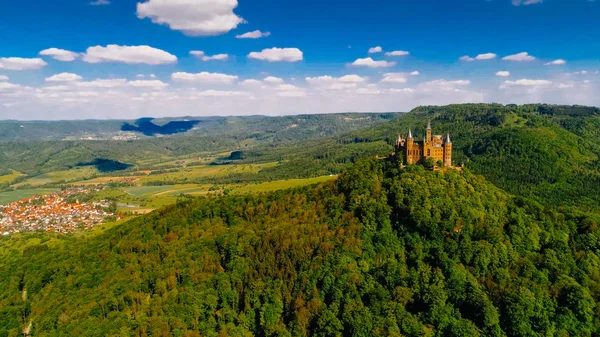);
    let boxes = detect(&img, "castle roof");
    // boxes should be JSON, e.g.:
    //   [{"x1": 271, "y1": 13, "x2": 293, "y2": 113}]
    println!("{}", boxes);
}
[
  {"x1": 408, "y1": 129, "x2": 413, "y2": 138},
  {"x1": 427, "y1": 120, "x2": 432, "y2": 130},
  {"x1": 446, "y1": 133, "x2": 451, "y2": 143}
]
